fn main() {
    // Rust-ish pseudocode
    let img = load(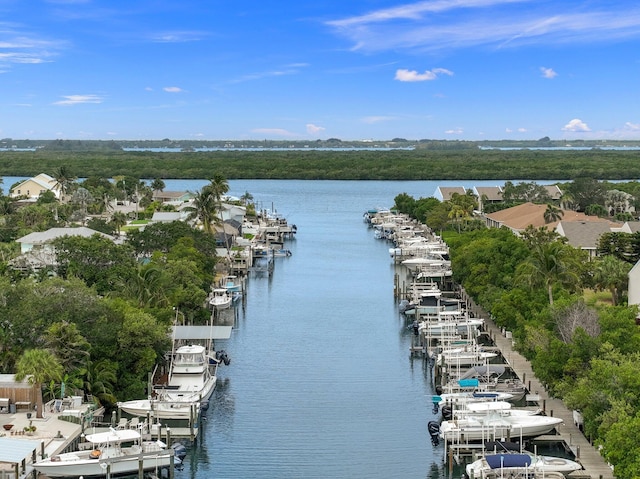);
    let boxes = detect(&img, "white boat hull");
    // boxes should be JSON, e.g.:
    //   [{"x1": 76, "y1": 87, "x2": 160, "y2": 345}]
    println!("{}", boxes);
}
[
  {"x1": 440, "y1": 415, "x2": 563, "y2": 442},
  {"x1": 118, "y1": 398, "x2": 201, "y2": 419},
  {"x1": 466, "y1": 453, "x2": 582, "y2": 477},
  {"x1": 34, "y1": 432, "x2": 173, "y2": 478}
]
